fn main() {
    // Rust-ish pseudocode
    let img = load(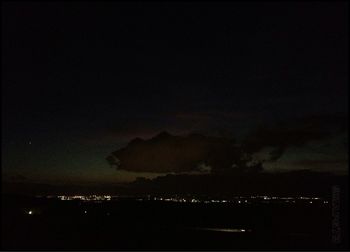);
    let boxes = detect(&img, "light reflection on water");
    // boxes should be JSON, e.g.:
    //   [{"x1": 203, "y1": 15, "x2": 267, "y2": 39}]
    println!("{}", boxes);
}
[{"x1": 188, "y1": 227, "x2": 252, "y2": 233}]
